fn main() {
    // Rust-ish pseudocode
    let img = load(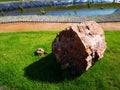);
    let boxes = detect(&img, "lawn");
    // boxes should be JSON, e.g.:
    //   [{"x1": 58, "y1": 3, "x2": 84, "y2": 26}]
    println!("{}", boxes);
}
[{"x1": 0, "y1": 31, "x2": 120, "y2": 90}]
